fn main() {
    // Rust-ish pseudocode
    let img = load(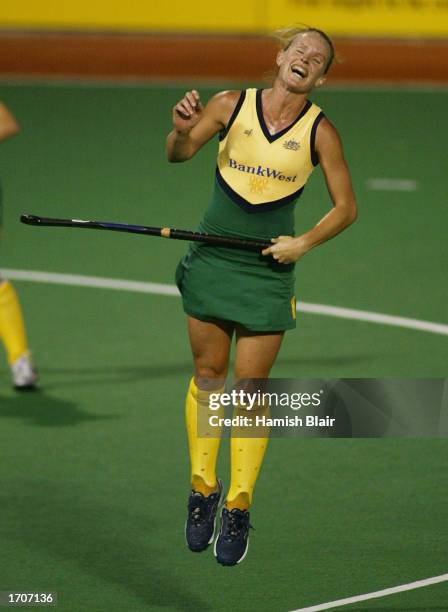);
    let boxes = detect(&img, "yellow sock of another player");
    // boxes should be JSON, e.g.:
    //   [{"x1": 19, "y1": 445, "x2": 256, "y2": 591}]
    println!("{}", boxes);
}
[
  {"x1": 0, "y1": 280, "x2": 29, "y2": 364},
  {"x1": 226, "y1": 401, "x2": 269, "y2": 511},
  {"x1": 185, "y1": 377, "x2": 224, "y2": 497}
]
